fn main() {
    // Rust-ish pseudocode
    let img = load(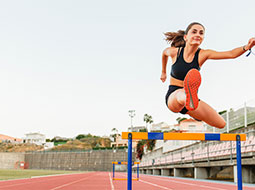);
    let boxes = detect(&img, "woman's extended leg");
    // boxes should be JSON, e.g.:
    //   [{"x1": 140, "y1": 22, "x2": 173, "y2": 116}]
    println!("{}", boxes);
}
[
  {"x1": 187, "y1": 100, "x2": 226, "y2": 129},
  {"x1": 167, "y1": 90, "x2": 226, "y2": 129}
]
